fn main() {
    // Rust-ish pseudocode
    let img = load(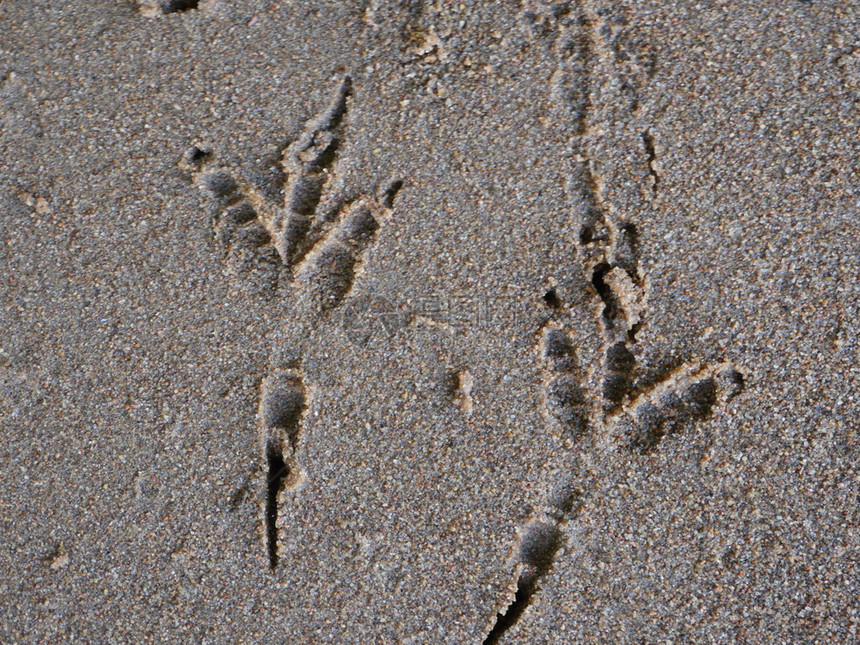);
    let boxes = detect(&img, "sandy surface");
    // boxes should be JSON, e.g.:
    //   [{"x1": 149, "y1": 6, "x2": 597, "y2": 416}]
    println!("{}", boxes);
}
[{"x1": 1, "y1": 0, "x2": 857, "y2": 642}]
